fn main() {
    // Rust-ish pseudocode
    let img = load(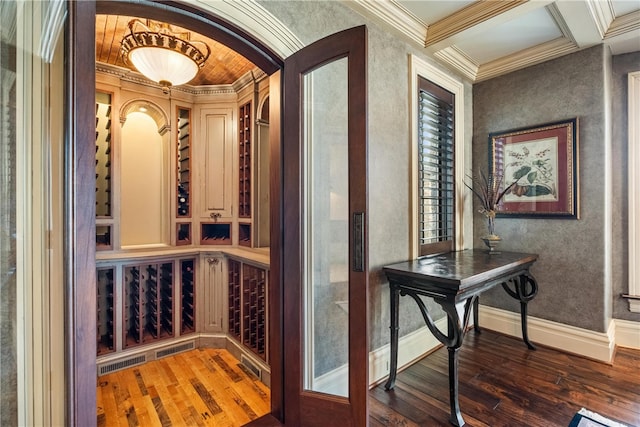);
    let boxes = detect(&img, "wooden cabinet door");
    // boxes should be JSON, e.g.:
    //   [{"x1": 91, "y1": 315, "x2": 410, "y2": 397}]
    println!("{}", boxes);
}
[
  {"x1": 198, "y1": 107, "x2": 234, "y2": 219},
  {"x1": 282, "y1": 25, "x2": 369, "y2": 427},
  {"x1": 199, "y1": 254, "x2": 225, "y2": 333}
]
